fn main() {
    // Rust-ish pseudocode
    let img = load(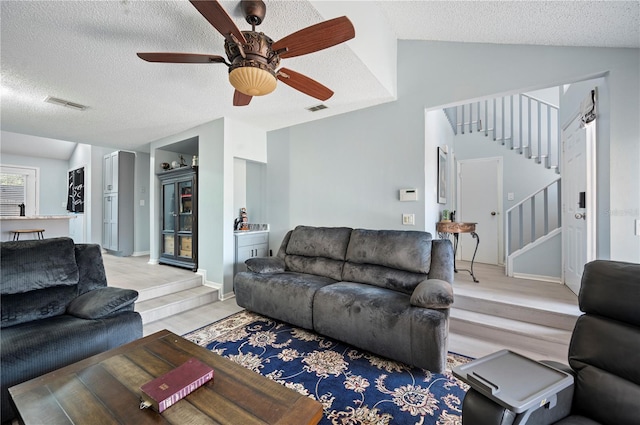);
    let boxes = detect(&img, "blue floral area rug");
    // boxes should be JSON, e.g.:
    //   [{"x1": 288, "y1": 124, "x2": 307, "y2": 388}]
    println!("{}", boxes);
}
[{"x1": 183, "y1": 310, "x2": 471, "y2": 425}]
